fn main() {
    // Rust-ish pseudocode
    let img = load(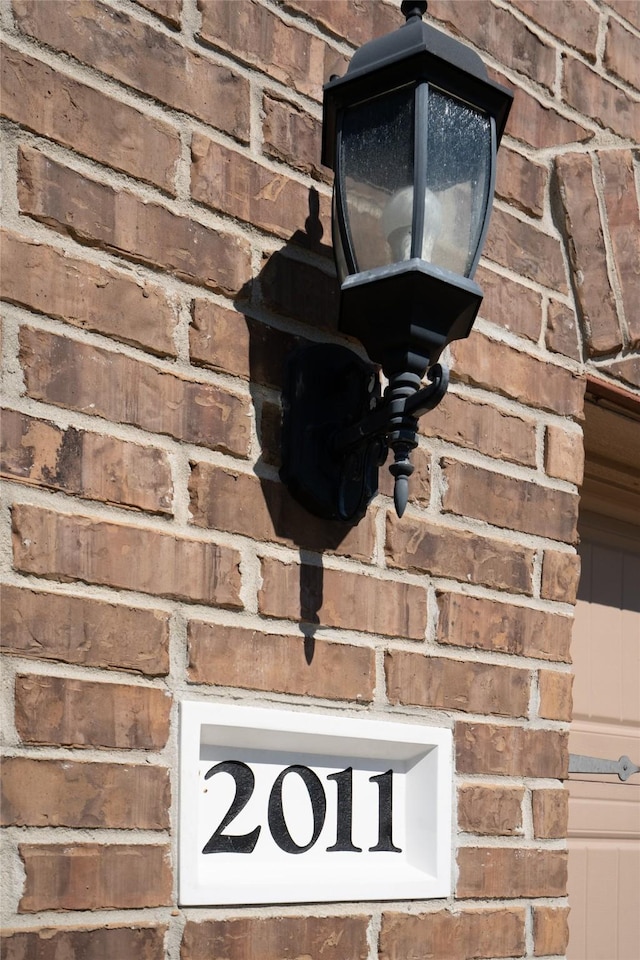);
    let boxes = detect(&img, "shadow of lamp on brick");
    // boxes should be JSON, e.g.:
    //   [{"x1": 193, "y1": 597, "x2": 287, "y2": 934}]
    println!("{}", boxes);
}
[{"x1": 280, "y1": 0, "x2": 513, "y2": 521}]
